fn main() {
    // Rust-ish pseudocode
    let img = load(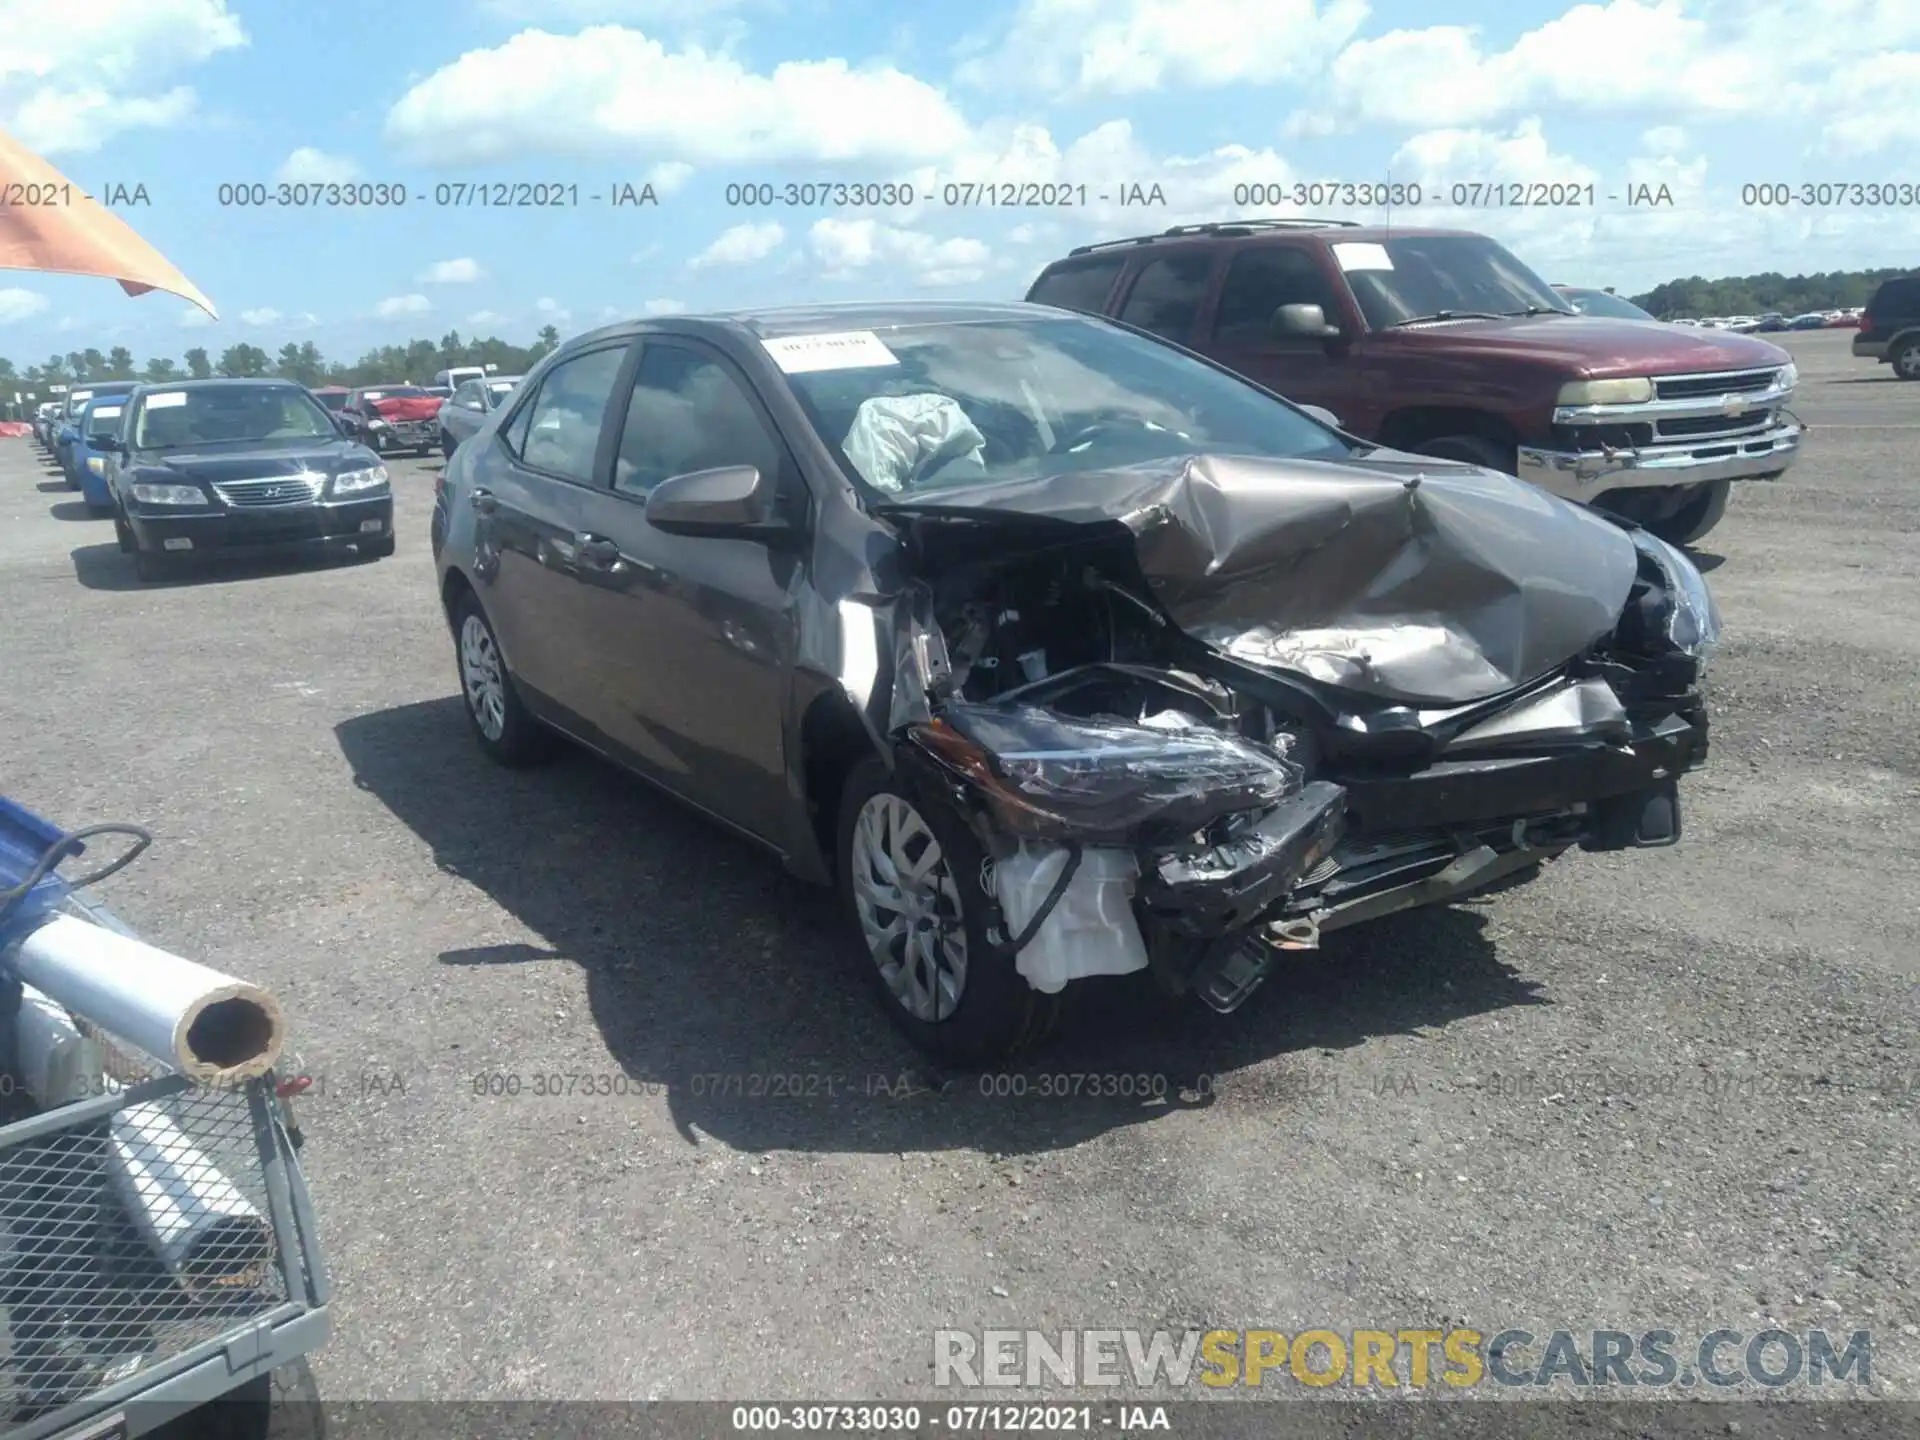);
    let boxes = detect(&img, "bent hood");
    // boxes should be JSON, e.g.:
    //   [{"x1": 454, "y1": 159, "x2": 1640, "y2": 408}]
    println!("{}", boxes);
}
[
  {"x1": 370, "y1": 396, "x2": 440, "y2": 421},
  {"x1": 877, "y1": 451, "x2": 1641, "y2": 705}
]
